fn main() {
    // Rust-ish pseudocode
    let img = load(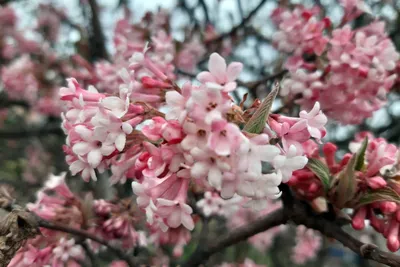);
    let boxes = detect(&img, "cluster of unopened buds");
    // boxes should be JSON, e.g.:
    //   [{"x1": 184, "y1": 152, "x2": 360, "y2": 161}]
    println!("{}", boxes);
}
[
  {"x1": 289, "y1": 130, "x2": 400, "y2": 252},
  {"x1": 273, "y1": 2, "x2": 399, "y2": 124}
]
